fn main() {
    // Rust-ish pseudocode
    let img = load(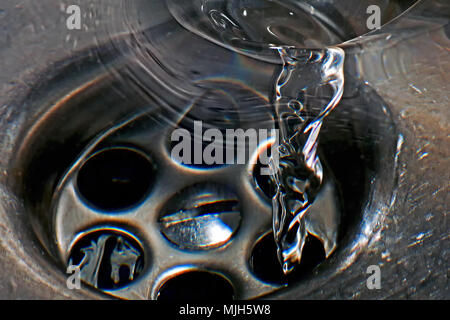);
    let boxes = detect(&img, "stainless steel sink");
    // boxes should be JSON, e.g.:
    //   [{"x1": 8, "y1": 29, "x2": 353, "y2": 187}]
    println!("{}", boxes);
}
[{"x1": 0, "y1": 0, "x2": 448, "y2": 299}]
